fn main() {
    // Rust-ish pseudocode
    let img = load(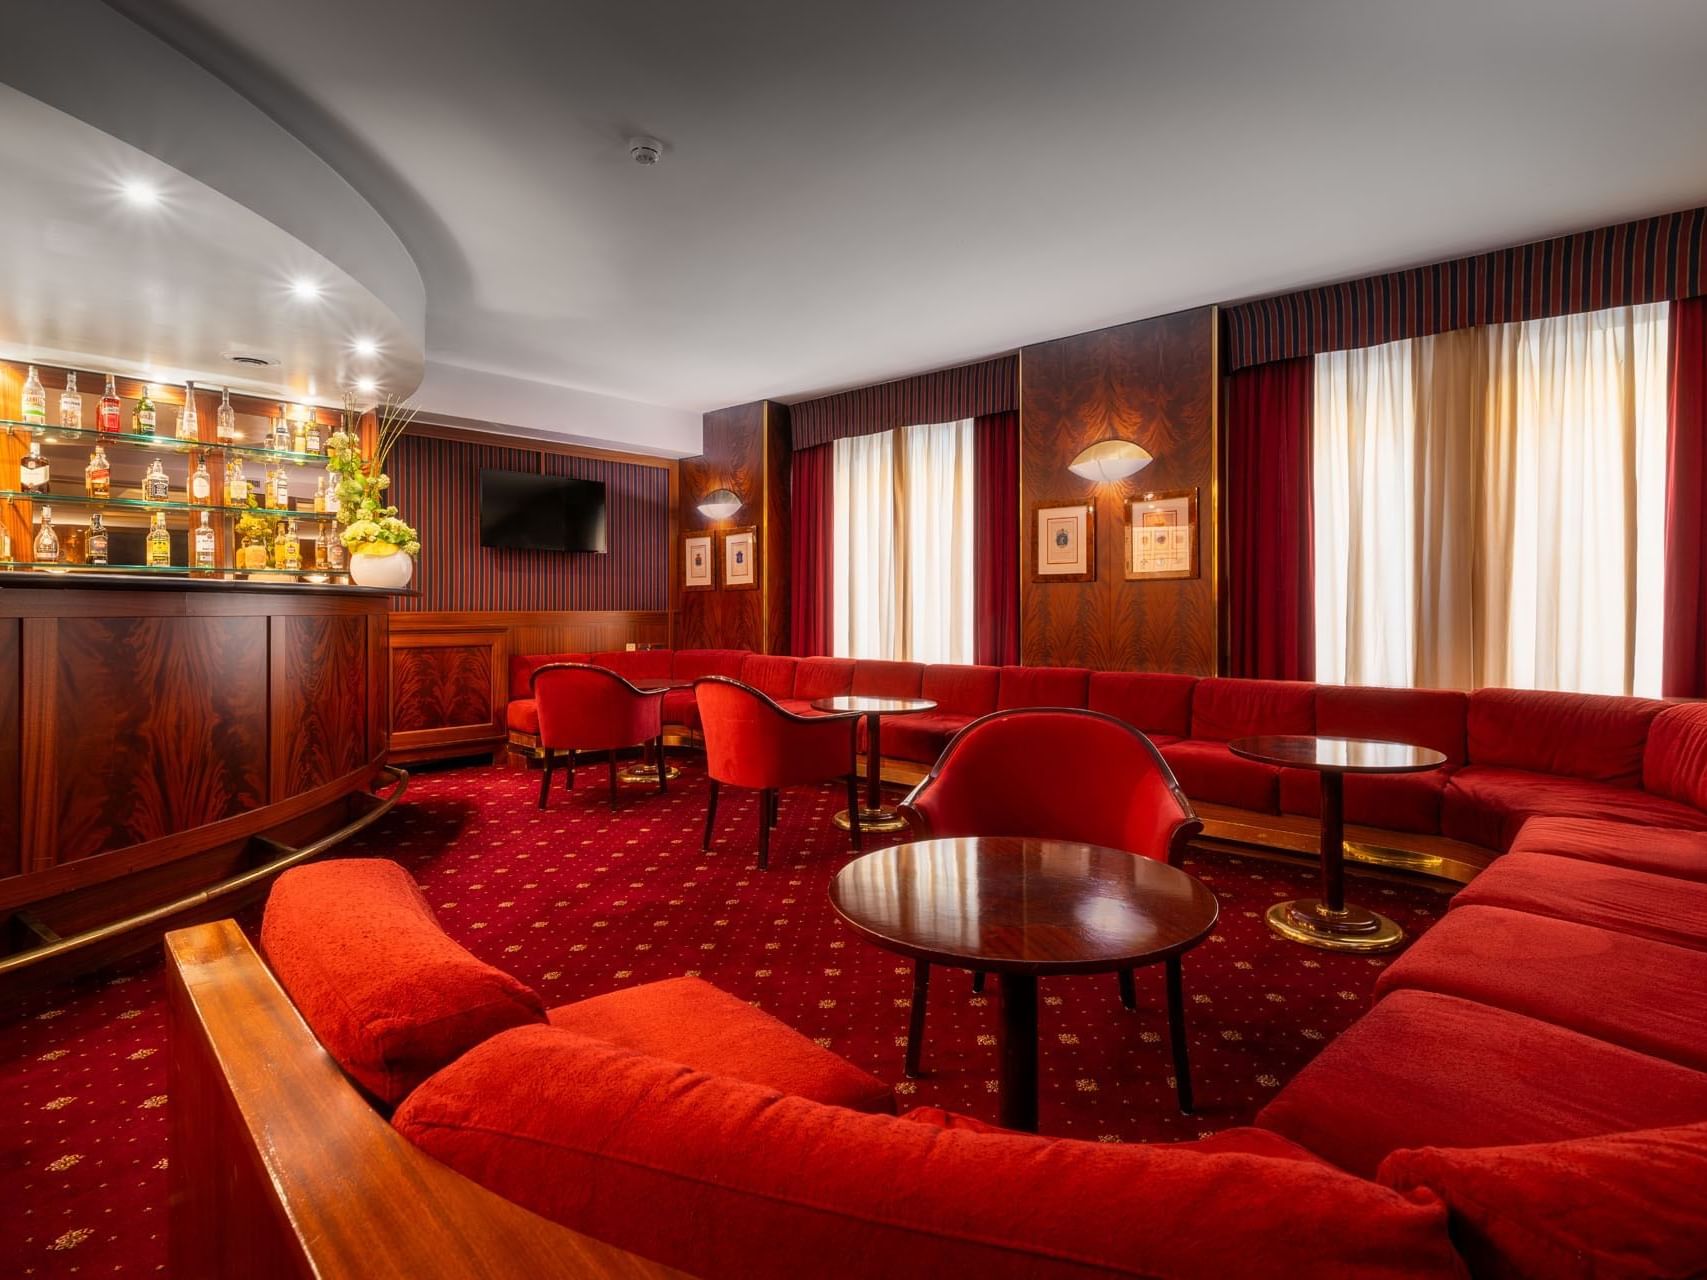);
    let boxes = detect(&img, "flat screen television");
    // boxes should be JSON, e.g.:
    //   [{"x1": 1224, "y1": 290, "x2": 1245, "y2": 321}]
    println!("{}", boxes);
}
[{"x1": 478, "y1": 470, "x2": 608, "y2": 552}]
